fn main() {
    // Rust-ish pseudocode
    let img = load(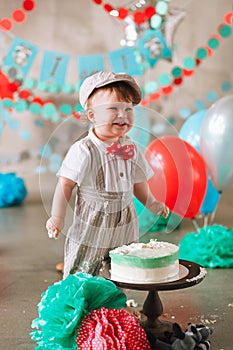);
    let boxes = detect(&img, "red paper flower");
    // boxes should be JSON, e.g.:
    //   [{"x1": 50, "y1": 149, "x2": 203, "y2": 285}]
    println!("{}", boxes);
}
[{"x1": 77, "y1": 308, "x2": 150, "y2": 350}]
